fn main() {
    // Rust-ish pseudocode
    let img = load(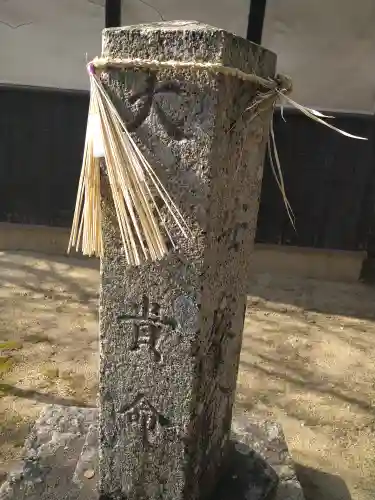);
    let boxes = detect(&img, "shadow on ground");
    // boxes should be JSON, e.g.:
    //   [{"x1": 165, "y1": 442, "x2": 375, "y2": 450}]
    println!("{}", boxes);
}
[
  {"x1": 295, "y1": 464, "x2": 352, "y2": 500},
  {"x1": 249, "y1": 272, "x2": 375, "y2": 321},
  {"x1": 0, "y1": 383, "x2": 94, "y2": 408},
  {"x1": 0, "y1": 251, "x2": 99, "y2": 314}
]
